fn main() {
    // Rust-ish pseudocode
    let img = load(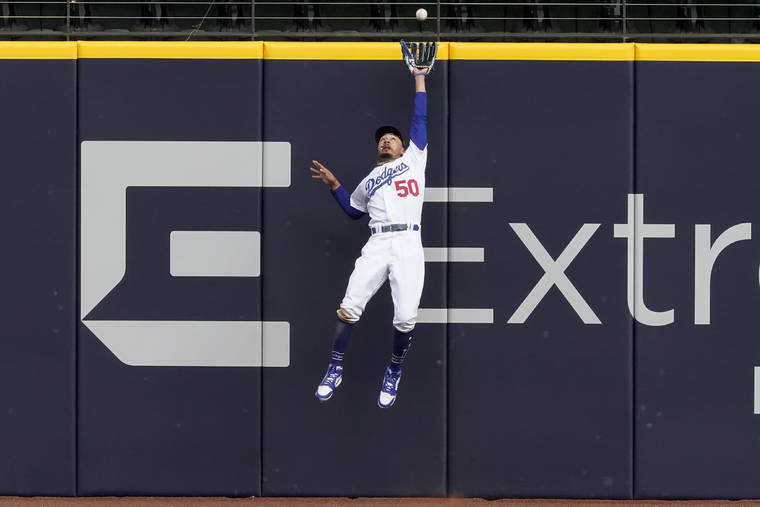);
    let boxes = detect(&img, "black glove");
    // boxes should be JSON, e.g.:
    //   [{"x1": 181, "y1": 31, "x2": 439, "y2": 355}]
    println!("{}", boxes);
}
[{"x1": 400, "y1": 40, "x2": 438, "y2": 75}]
